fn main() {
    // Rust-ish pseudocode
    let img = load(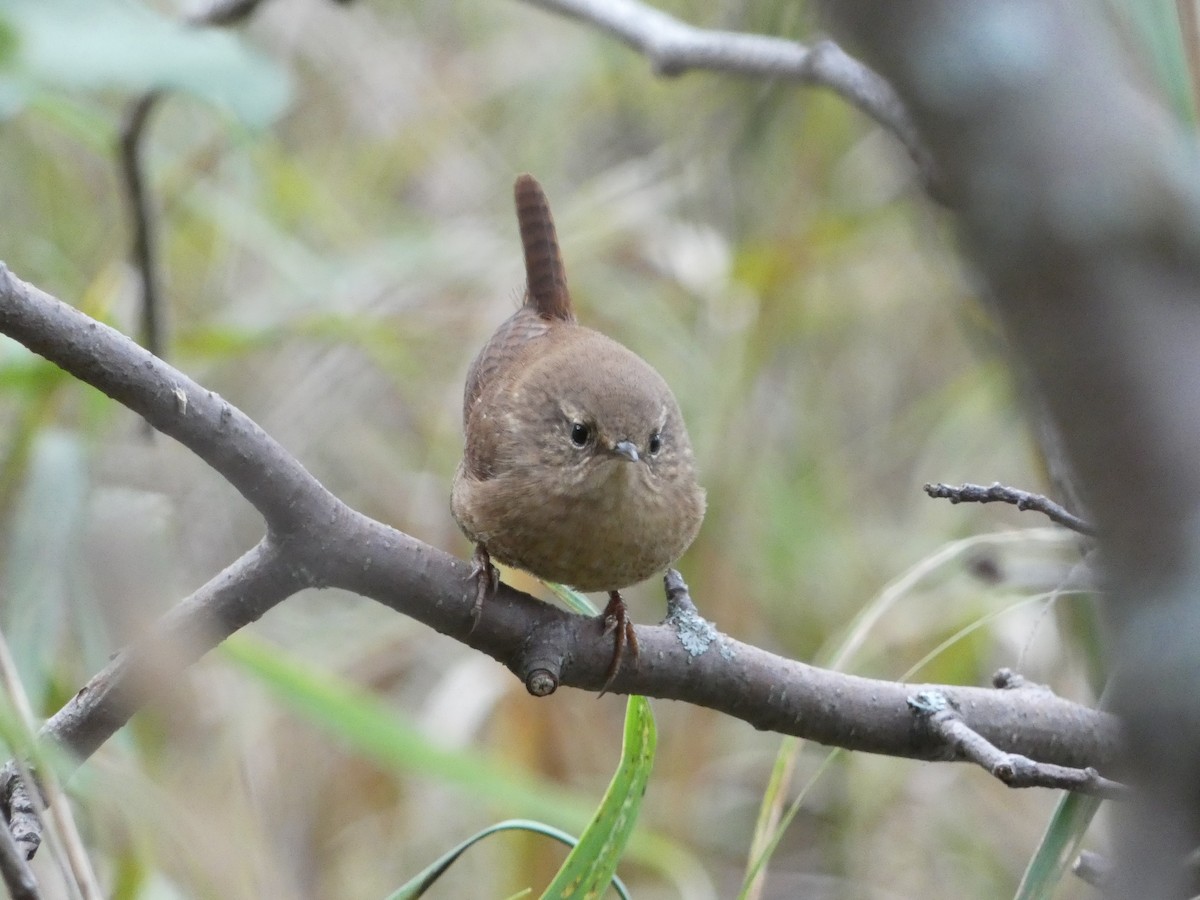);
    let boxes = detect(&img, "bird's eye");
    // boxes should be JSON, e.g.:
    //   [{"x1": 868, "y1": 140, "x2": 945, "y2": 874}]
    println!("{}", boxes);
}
[
  {"x1": 570, "y1": 422, "x2": 591, "y2": 448},
  {"x1": 648, "y1": 432, "x2": 662, "y2": 456}
]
